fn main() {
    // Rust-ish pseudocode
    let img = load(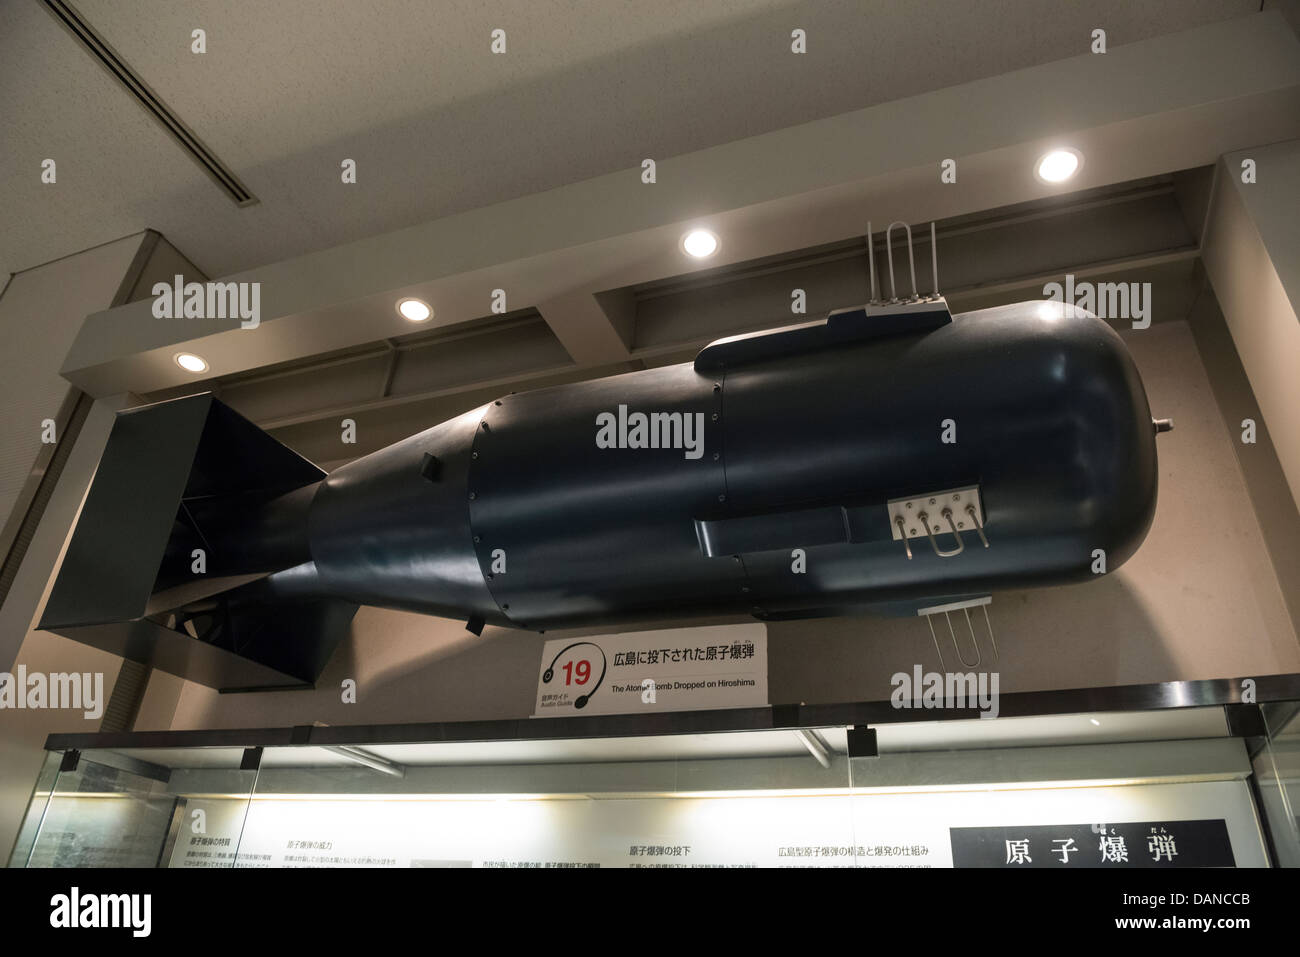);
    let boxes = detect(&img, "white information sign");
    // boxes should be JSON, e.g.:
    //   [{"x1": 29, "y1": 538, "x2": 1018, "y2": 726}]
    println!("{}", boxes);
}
[
  {"x1": 165, "y1": 780, "x2": 1267, "y2": 868},
  {"x1": 532, "y1": 623, "x2": 768, "y2": 717}
]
